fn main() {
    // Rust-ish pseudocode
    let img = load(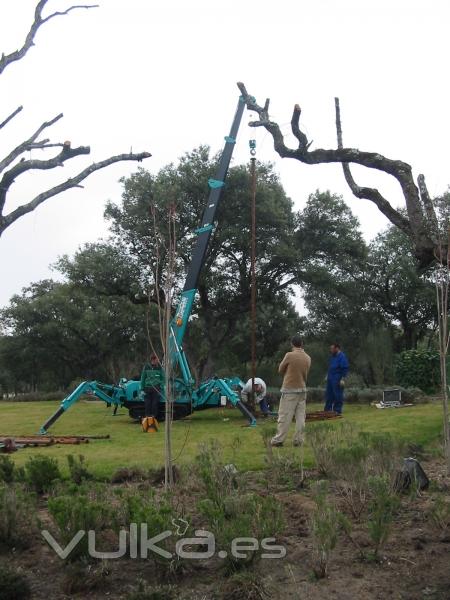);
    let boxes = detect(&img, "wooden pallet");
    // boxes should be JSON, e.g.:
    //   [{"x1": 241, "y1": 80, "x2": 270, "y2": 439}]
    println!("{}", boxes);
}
[
  {"x1": 305, "y1": 410, "x2": 341, "y2": 421},
  {"x1": 0, "y1": 434, "x2": 110, "y2": 452}
]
